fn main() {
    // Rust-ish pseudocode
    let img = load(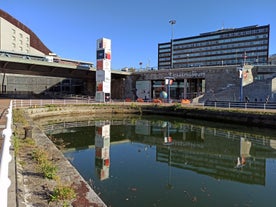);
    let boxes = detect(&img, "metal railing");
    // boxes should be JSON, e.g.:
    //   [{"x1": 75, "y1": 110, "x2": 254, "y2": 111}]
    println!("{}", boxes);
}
[
  {"x1": 204, "y1": 101, "x2": 276, "y2": 110},
  {"x1": 12, "y1": 98, "x2": 96, "y2": 108},
  {"x1": 0, "y1": 101, "x2": 13, "y2": 207}
]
